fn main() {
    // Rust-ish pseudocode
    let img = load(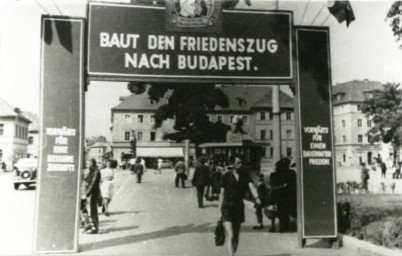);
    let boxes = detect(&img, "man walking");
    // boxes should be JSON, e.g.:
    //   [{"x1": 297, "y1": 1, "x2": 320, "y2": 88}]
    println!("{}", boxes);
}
[
  {"x1": 219, "y1": 155, "x2": 260, "y2": 256},
  {"x1": 191, "y1": 156, "x2": 210, "y2": 208},
  {"x1": 174, "y1": 158, "x2": 186, "y2": 188}
]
